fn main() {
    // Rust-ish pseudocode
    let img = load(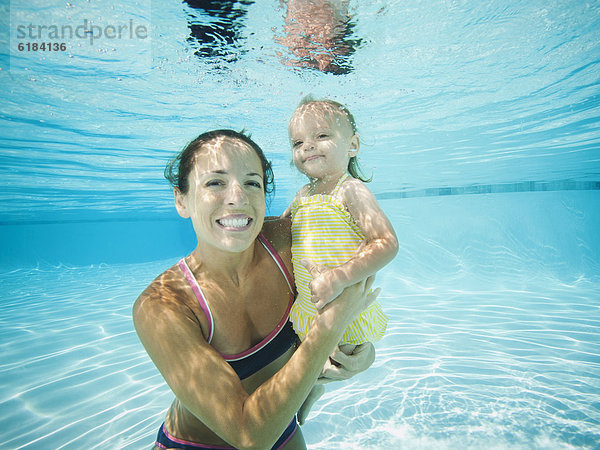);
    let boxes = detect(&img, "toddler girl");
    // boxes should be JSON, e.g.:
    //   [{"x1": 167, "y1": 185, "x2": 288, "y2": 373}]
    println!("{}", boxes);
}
[{"x1": 283, "y1": 97, "x2": 398, "y2": 356}]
